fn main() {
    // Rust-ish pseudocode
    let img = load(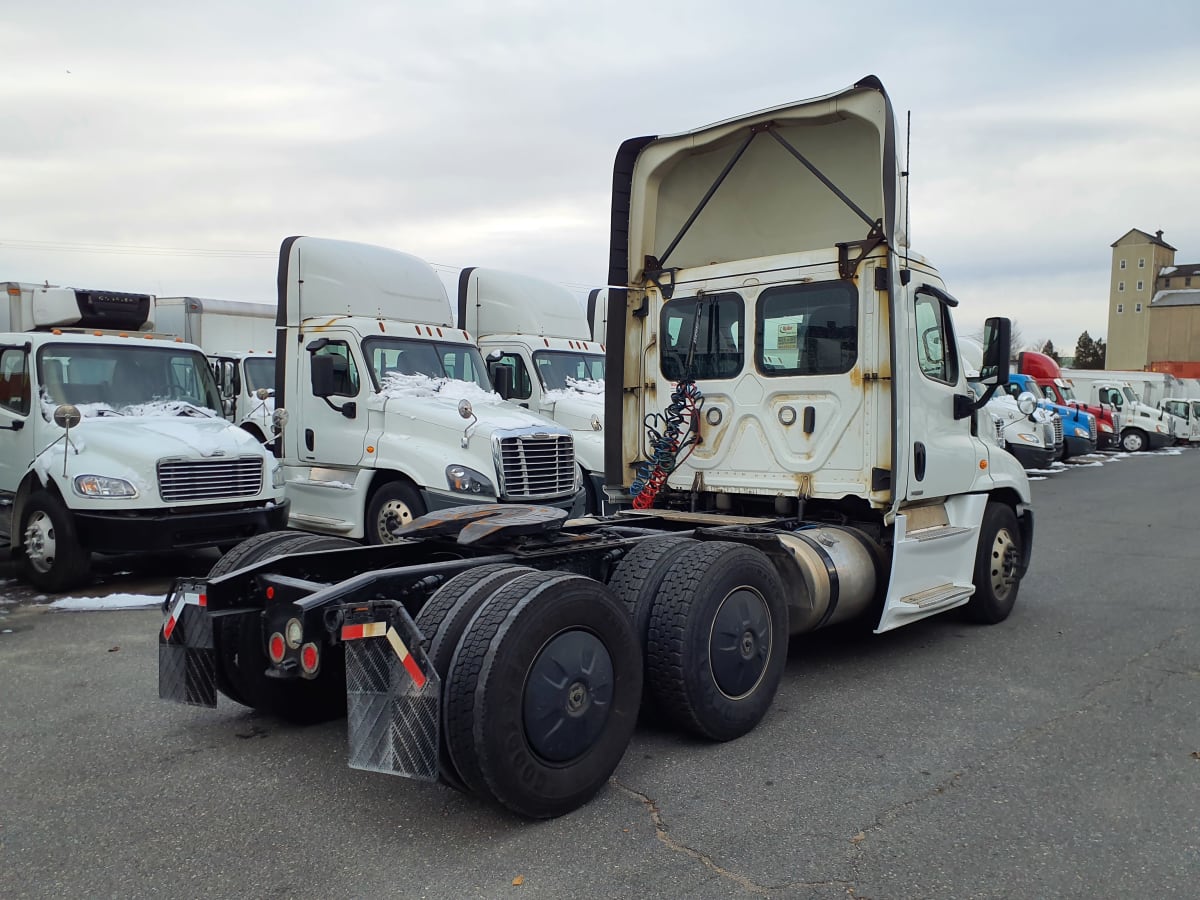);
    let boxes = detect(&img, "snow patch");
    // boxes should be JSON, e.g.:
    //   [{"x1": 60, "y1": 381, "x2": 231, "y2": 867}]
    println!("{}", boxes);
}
[
  {"x1": 380, "y1": 372, "x2": 497, "y2": 402},
  {"x1": 49, "y1": 593, "x2": 162, "y2": 611},
  {"x1": 544, "y1": 378, "x2": 605, "y2": 406}
]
